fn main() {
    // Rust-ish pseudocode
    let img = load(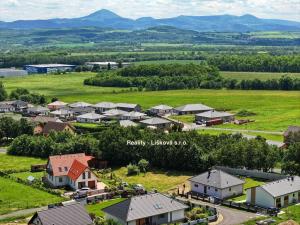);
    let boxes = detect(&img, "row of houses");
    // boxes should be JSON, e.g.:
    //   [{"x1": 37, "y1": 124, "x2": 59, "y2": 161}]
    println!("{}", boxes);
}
[{"x1": 189, "y1": 169, "x2": 300, "y2": 209}]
